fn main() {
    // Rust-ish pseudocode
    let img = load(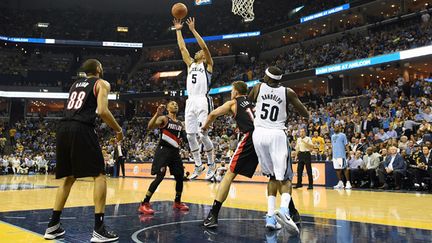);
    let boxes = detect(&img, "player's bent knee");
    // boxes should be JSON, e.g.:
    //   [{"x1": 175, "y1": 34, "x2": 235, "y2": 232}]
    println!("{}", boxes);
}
[
  {"x1": 187, "y1": 133, "x2": 199, "y2": 151},
  {"x1": 200, "y1": 134, "x2": 214, "y2": 151}
]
